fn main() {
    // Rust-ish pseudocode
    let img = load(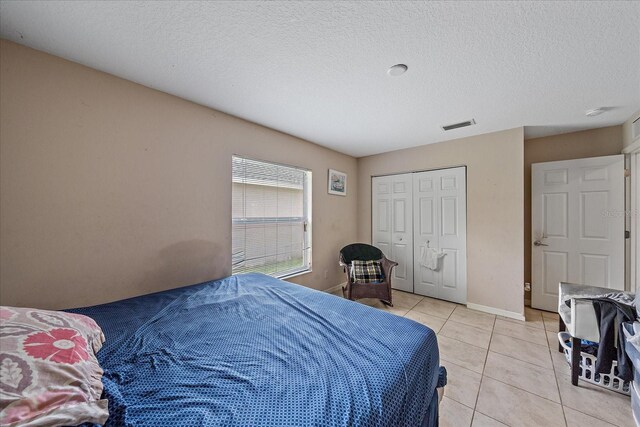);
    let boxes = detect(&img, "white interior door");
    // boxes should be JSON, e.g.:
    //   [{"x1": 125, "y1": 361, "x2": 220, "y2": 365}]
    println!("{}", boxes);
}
[
  {"x1": 372, "y1": 174, "x2": 413, "y2": 292},
  {"x1": 531, "y1": 155, "x2": 625, "y2": 312},
  {"x1": 413, "y1": 167, "x2": 467, "y2": 304}
]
